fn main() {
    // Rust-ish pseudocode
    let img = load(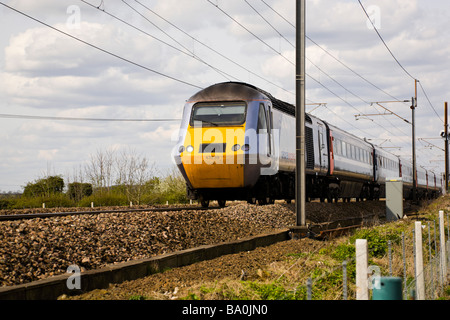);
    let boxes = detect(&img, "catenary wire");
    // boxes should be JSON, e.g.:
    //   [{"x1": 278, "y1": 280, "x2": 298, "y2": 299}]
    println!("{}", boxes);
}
[
  {"x1": 0, "y1": 2, "x2": 204, "y2": 90},
  {"x1": 242, "y1": 0, "x2": 412, "y2": 143},
  {"x1": 206, "y1": 0, "x2": 294, "y2": 67},
  {"x1": 418, "y1": 81, "x2": 443, "y2": 123},
  {"x1": 0, "y1": 114, "x2": 181, "y2": 122},
  {"x1": 257, "y1": 0, "x2": 435, "y2": 148},
  {"x1": 257, "y1": 0, "x2": 415, "y2": 139},
  {"x1": 357, "y1": 0, "x2": 416, "y2": 80},
  {"x1": 120, "y1": 0, "x2": 234, "y2": 82},
  {"x1": 133, "y1": 0, "x2": 296, "y2": 98},
  {"x1": 357, "y1": 0, "x2": 443, "y2": 124},
  {"x1": 260, "y1": 0, "x2": 407, "y2": 104},
  {"x1": 79, "y1": 0, "x2": 235, "y2": 82}
]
